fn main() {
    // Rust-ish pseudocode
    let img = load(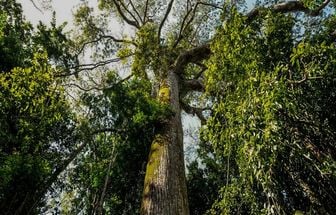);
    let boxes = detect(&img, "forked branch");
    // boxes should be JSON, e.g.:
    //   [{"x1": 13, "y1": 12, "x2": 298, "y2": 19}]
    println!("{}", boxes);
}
[
  {"x1": 128, "y1": 0, "x2": 143, "y2": 24},
  {"x1": 182, "y1": 79, "x2": 205, "y2": 92},
  {"x1": 174, "y1": 44, "x2": 211, "y2": 73},
  {"x1": 111, "y1": 0, "x2": 140, "y2": 28},
  {"x1": 118, "y1": 0, "x2": 141, "y2": 26},
  {"x1": 174, "y1": 1, "x2": 200, "y2": 48}
]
